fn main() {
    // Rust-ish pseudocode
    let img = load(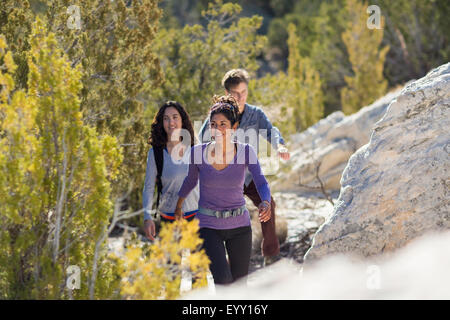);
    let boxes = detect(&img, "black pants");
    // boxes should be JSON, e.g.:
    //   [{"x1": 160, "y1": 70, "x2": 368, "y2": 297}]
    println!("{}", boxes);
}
[{"x1": 199, "y1": 226, "x2": 252, "y2": 285}]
